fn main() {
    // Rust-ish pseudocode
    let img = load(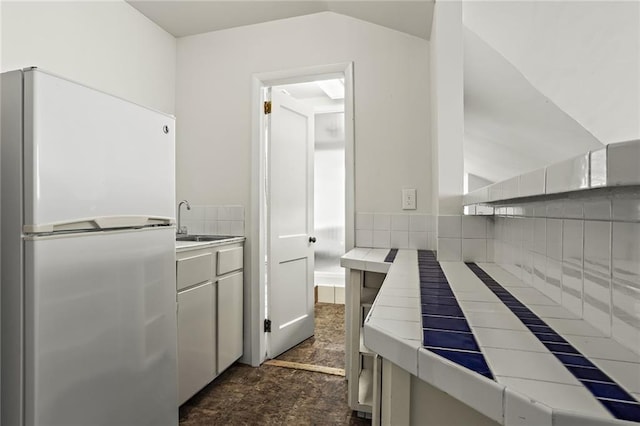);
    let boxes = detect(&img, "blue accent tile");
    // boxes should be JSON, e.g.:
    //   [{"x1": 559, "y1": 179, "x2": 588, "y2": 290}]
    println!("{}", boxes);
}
[
  {"x1": 581, "y1": 381, "x2": 636, "y2": 402},
  {"x1": 420, "y1": 275, "x2": 447, "y2": 281},
  {"x1": 419, "y1": 252, "x2": 495, "y2": 382},
  {"x1": 511, "y1": 310, "x2": 537, "y2": 318},
  {"x1": 533, "y1": 332, "x2": 568, "y2": 343},
  {"x1": 420, "y1": 282, "x2": 452, "y2": 289},
  {"x1": 423, "y1": 330, "x2": 480, "y2": 351},
  {"x1": 524, "y1": 325, "x2": 555, "y2": 334},
  {"x1": 542, "y1": 342, "x2": 580, "y2": 356},
  {"x1": 565, "y1": 365, "x2": 613, "y2": 383},
  {"x1": 423, "y1": 316, "x2": 472, "y2": 332},
  {"x1": 420, "y1": 296, "x2": 459, "y2": 306},
  {"x1": 598, "y1": 400, "x2": 640, "y2": 422},
  {"x1": 465, "y1": 261, "x2": 640, "y2": 423},
  {"x1": 421, "y1": 303, "x2": 464, "y2": 317},
  {"x1": 420, "y1": 288, "x2": 455, "y2": 297},
  {"x1": 518, "y1": 317, "x2": 548, "y2": 327},
  {"x1": 429, "y1": 348, "x2": 494, "y2": 379},
  {"x1": 384, "y1": 249, "x2": 398, "y2": 263}
]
